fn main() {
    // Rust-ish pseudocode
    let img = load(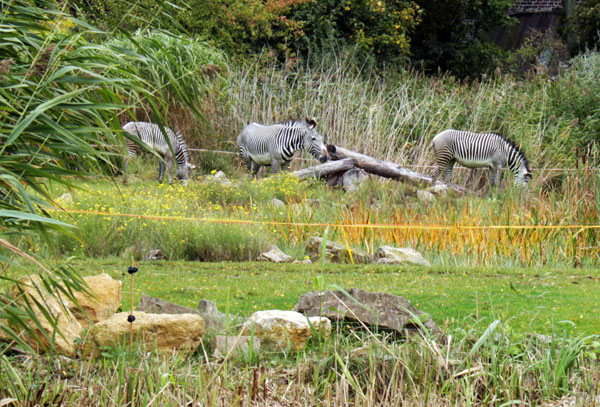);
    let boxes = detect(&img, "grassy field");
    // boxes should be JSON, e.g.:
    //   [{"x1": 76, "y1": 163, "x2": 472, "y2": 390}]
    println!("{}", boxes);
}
[
  {"x1": 20, "y1": 258, "x2": 597, "y2": 337},
  {"x1": 3, "y1": 258, "x2": 600, "y2": 406}
]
